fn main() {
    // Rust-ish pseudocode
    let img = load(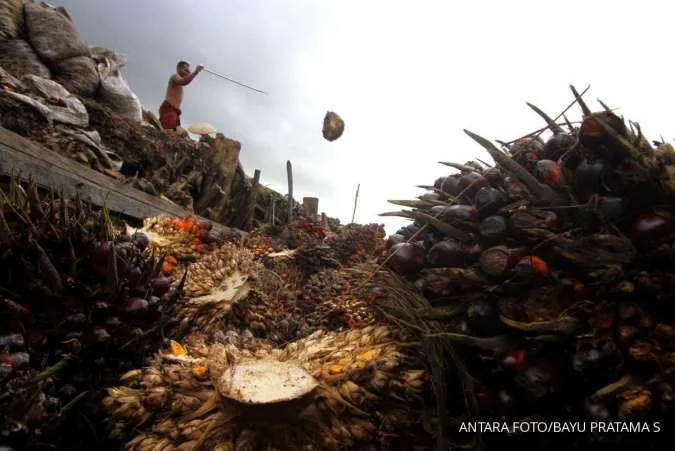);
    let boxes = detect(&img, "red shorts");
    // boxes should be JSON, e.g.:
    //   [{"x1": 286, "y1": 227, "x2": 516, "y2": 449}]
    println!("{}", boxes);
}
[{"x1": 159, "y1": 100, "x2": 181, "y2": 130}]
